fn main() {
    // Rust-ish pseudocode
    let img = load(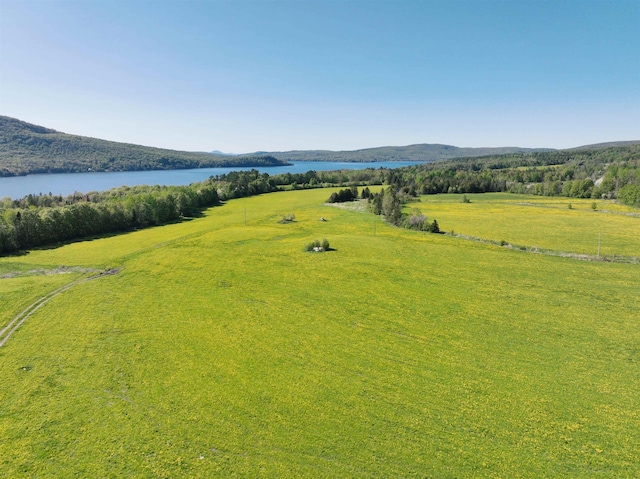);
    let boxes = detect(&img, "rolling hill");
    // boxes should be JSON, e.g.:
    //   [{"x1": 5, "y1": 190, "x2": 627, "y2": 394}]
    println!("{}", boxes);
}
[
  {"x1": 0, "y1": 116, "x2": 288, "y2": 176},
  {"x1": 256, "y1": 143, "x2": 554, "y2": 162},
  {"x1": 569, "y1": 140, "x2": 640, "y2": 150},
  {"x1": 2, "y1": 115, "x2": 637, "y2": 177}
]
